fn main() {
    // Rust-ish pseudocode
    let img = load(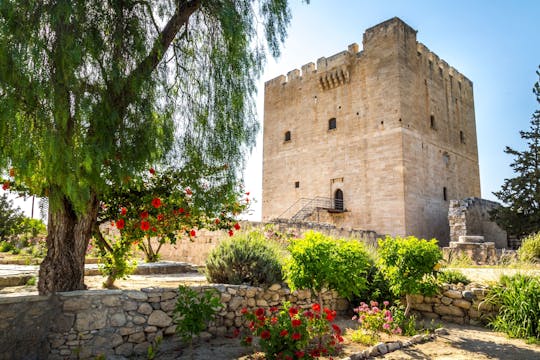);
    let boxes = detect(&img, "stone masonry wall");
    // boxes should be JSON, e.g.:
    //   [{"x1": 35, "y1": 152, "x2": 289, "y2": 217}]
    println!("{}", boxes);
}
[
  {"x1": 0, "y1": 284, "x2": 347, "y2": 360},
  {"x1": 448, "y1": 198, "x2": 507, "y2": 248},
  {"x1": 409, "y1": 283, "x2": 496, "y2": 326}
]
